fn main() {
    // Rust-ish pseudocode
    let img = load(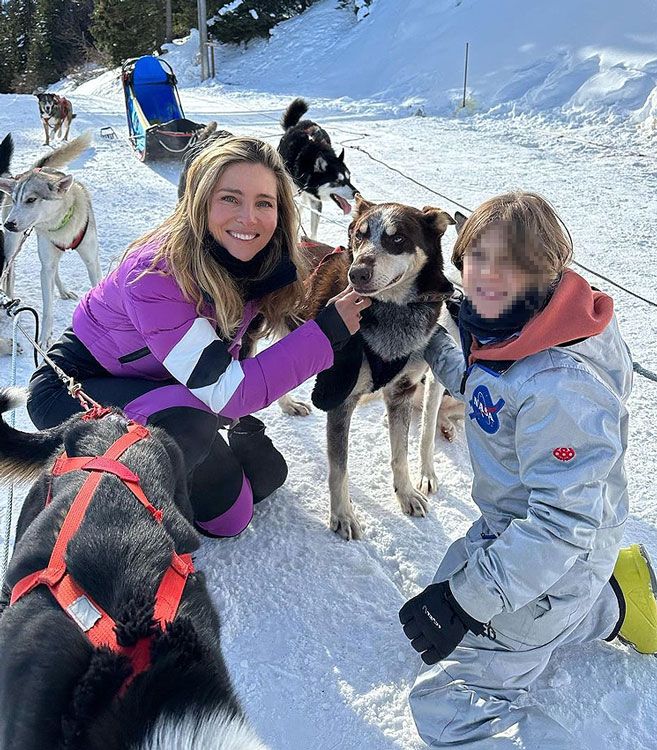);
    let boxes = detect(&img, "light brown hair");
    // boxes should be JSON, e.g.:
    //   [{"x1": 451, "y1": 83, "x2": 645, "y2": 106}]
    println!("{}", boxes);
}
[
  {"x1": 452, "y1": 192, "x2": 573, "y2": 282},
  {"x1": 126, "y1": 135, "x2": 306, "y2": 339}
]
